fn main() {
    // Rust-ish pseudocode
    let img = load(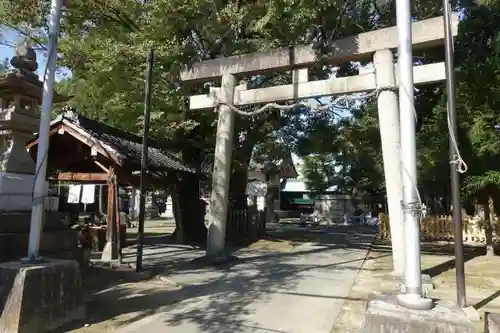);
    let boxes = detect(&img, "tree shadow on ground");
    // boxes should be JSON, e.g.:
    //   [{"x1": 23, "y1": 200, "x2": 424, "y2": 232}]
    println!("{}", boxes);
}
[
  {"x1": 51, "y1": 224, "x2": 379, "y2": 333},
  {"x1": 78, "y1": 265, "x2": 154, "y2": 296},
  {"x1": 421, "y1": 245, "x2": 485, "y2": 278},
  {"x1": 253, "y1": 223, "x2": 378, "y2": 248},
  {"x1": 371, "y1": 237, "x2": 487, "y2": 278},
  {"x1": 125, "y1": 232, "x2": 175, "y2": 246},
  {"x1": 474, "y1": 289, "x2": 500, "y2": 310},
  {"x1": 372, "y1": 239, "x2": 486, "y2": 256},
  {"x1": 61, "y1": 222, "x2": 492, "y2": 333},
  {"x1": 71, "y1": 254, "x2": 380, "y2": 333},
  {"x1": 120, "y1": 224, "x2": 380, "y2": 269}
]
